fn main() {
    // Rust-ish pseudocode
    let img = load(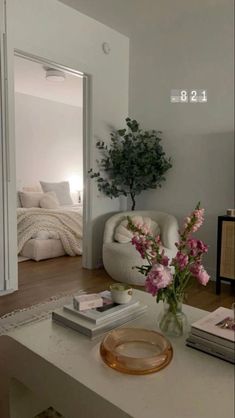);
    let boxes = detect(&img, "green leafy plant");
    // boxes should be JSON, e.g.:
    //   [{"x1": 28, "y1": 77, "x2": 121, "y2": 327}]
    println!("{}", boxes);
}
[{"x1": 88, "y1": 118, "x2": 172, "y2": 210}]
